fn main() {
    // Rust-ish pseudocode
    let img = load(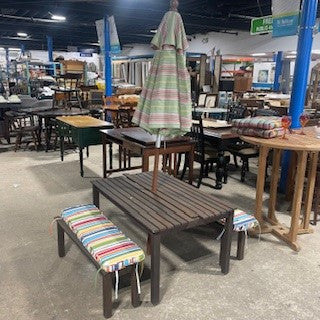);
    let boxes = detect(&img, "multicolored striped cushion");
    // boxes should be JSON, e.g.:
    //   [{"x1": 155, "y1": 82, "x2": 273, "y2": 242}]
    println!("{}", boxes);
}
[
  {"x1": 232, "y1": 116, "x2": 282, "y2": 130},
  {"x1": 221, "y1": 209, "x2": 258, "y2": 231},
  {"x1": 61, "y1": 205, "x2": 145, "y2": 273},
  {"x1": 232, "y1": 126, "x2": 284, "y2": 139}
]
